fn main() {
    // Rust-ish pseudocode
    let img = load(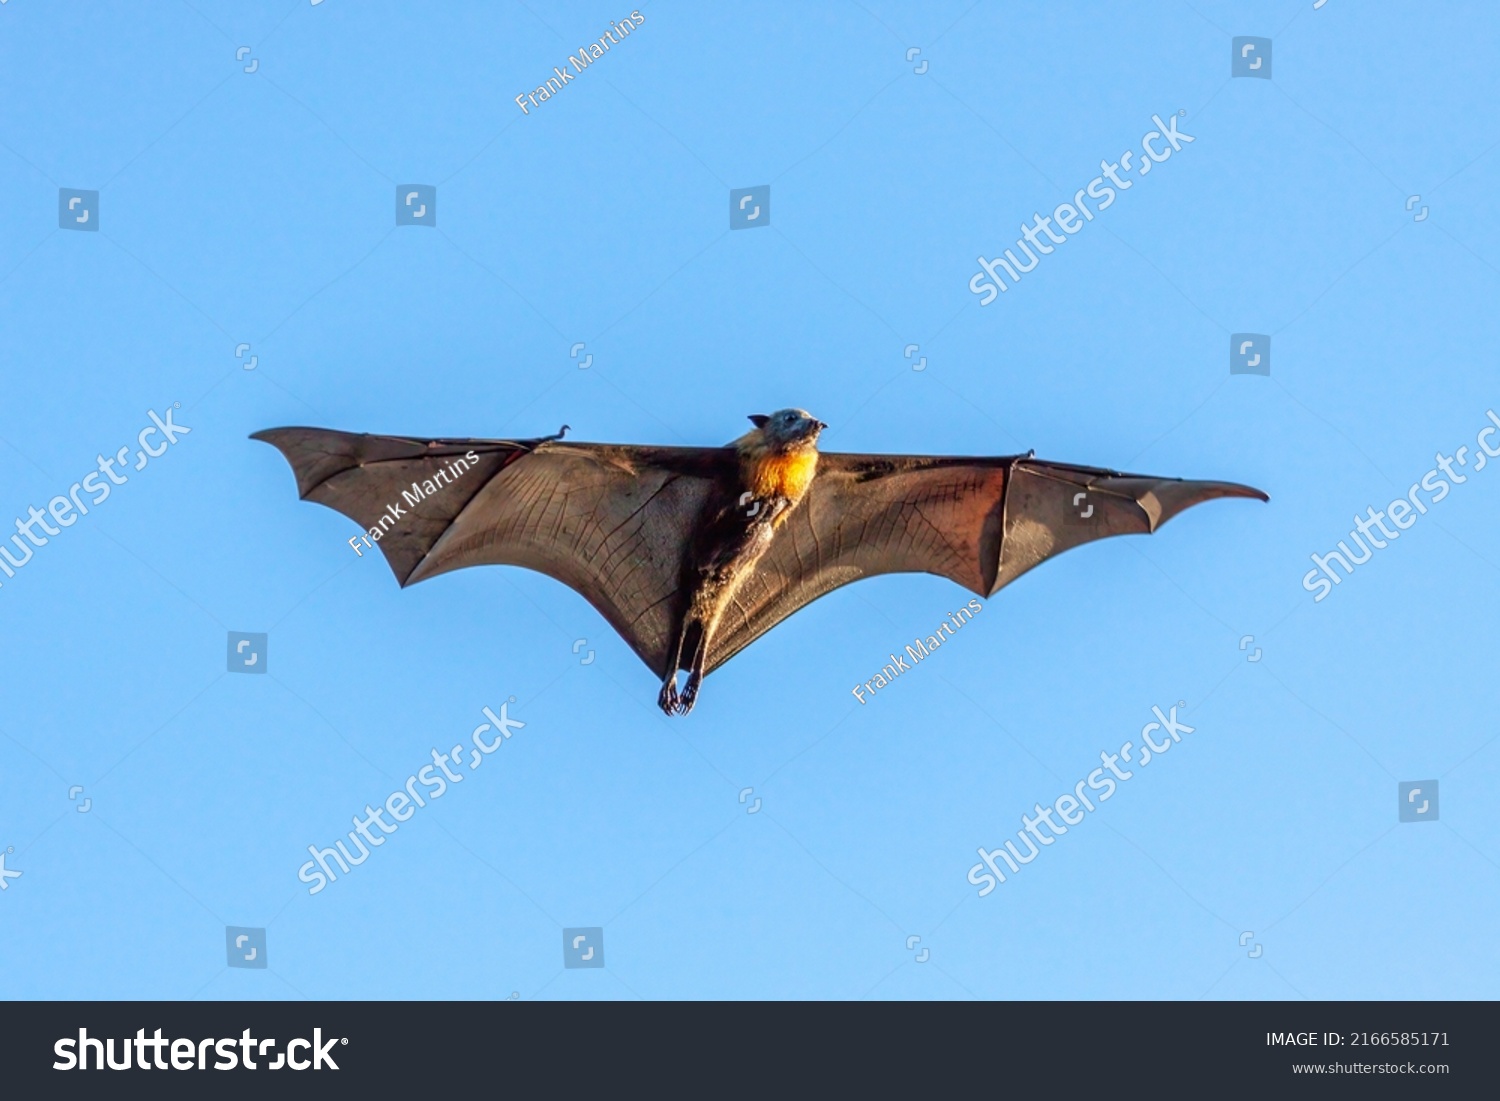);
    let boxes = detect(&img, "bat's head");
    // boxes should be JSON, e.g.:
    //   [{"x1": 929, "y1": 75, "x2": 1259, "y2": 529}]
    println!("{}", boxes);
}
[{"x1": 746, "y1": 408, "x2": 827, "y2": 452}]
